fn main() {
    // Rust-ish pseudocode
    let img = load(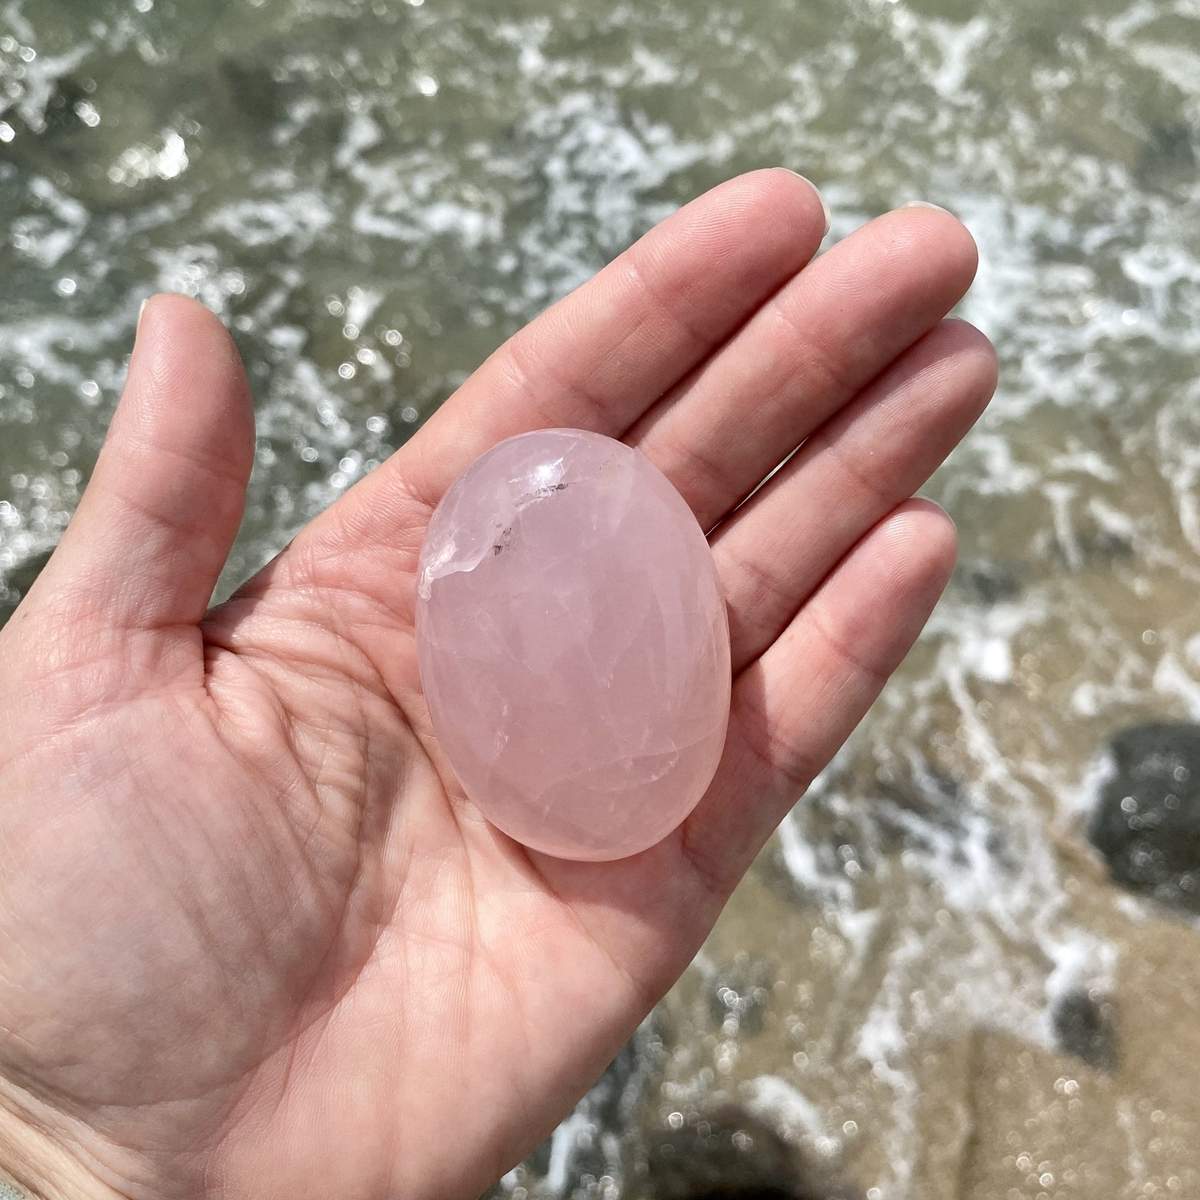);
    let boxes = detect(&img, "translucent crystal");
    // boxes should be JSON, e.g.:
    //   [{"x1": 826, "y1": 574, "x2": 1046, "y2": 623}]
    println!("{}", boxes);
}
[{"x1": 415, "y1": 428, "x2": 731, "y2": 861}]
